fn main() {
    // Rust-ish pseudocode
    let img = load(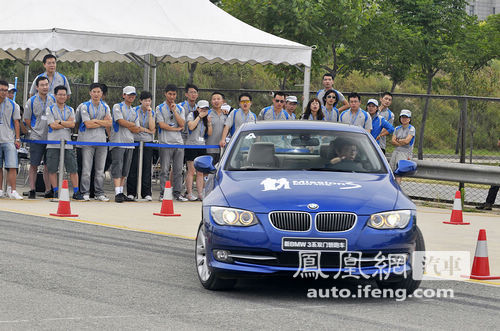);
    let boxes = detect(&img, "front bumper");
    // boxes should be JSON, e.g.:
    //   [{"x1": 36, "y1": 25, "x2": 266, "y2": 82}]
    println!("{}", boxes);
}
[{"x1": 203, "y1": 208, "x2": 418, "y2": 278}]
